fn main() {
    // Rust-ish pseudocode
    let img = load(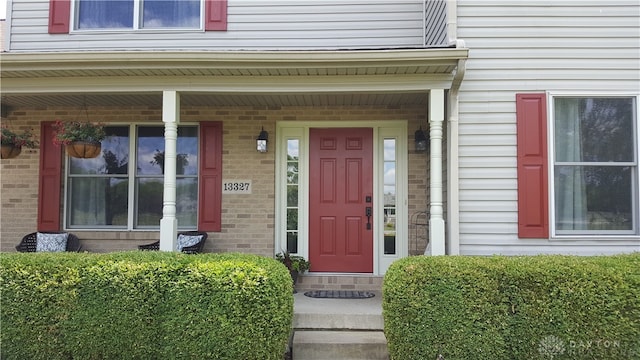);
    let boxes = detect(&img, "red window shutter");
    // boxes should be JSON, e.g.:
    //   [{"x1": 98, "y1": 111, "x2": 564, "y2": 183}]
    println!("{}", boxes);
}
[
  {"x1": 38, "y1": 122, "x2": 63, "y2": 231},
  {"x1": 198, "y1": 122, "x2": 223, "y2": 231},
  {"x1": 205, "y1": 0, "x2": 228, "y2": 31},
  {"x1": 48, "y1": 0, "x2": 71, "y2": 34},
  {"x1": 516, "y1": 93, "x2": 549, "y2": 238}
]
